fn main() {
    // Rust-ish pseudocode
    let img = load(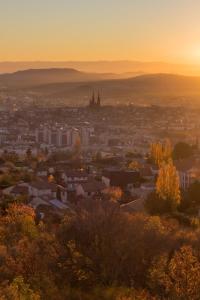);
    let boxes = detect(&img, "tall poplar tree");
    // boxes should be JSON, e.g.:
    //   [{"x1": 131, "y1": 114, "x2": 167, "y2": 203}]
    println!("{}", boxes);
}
[{"x1": 156, "y1": 159, "x2": 180, "y2": 211}]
